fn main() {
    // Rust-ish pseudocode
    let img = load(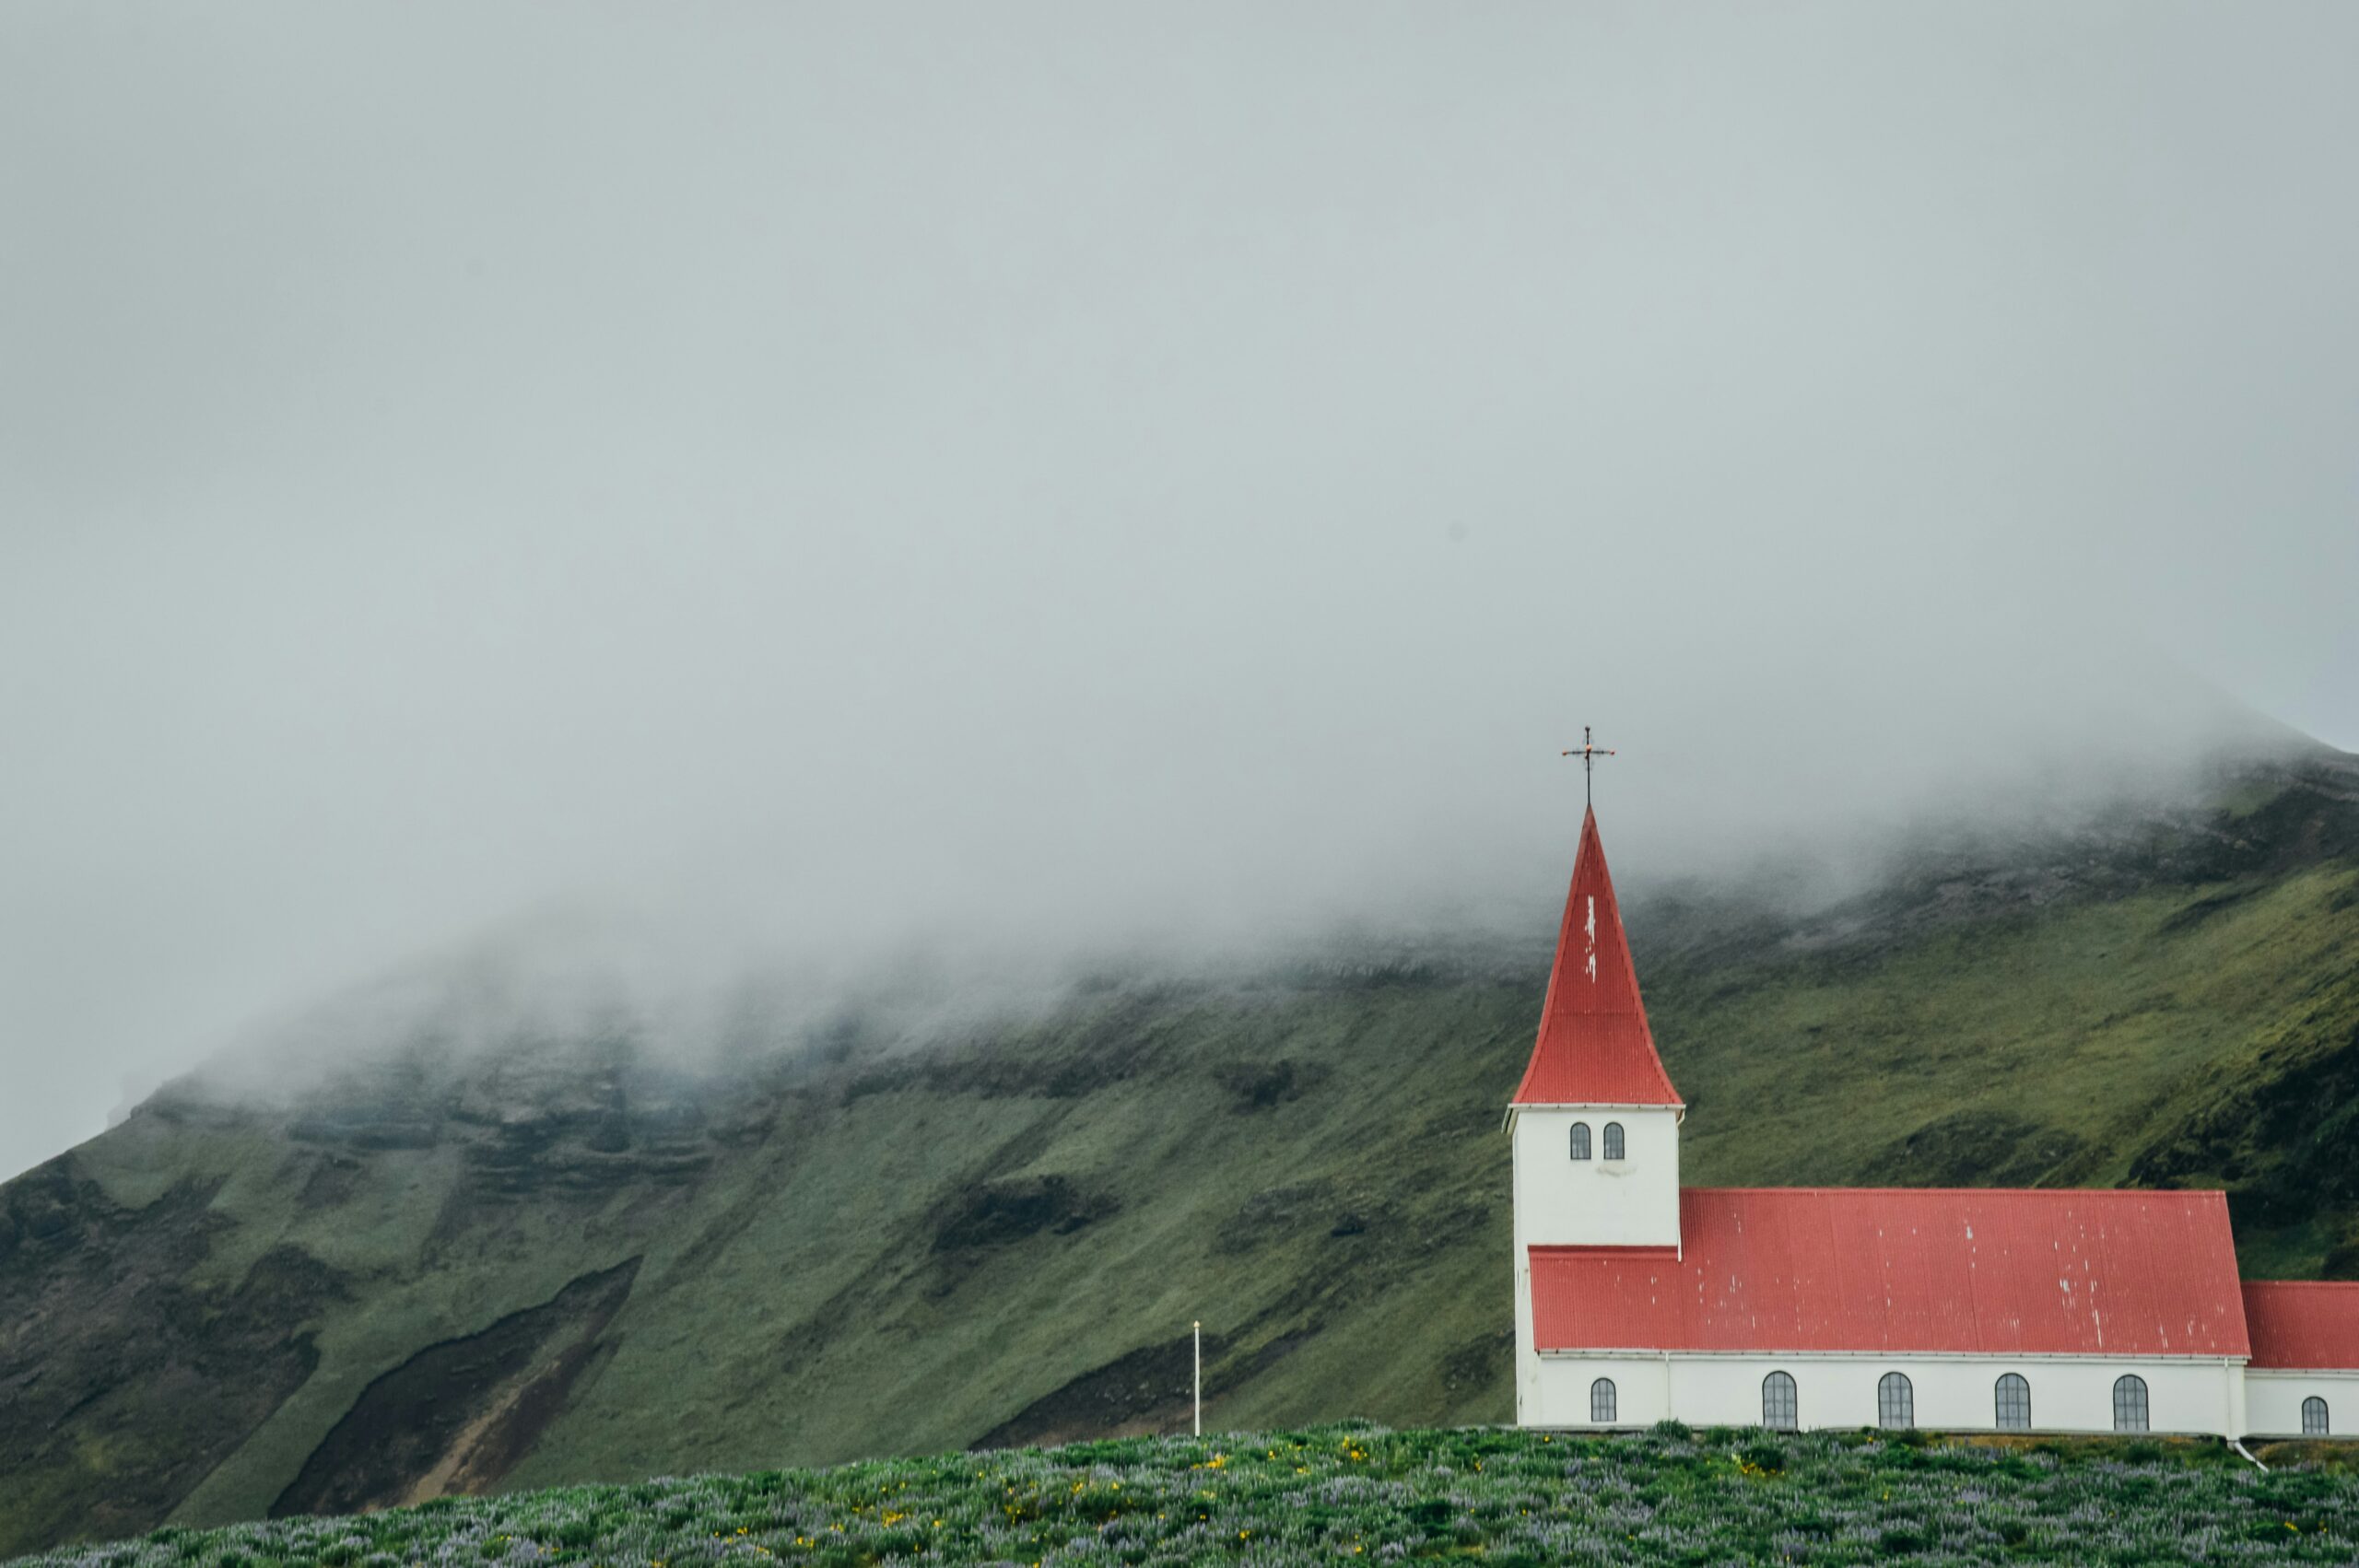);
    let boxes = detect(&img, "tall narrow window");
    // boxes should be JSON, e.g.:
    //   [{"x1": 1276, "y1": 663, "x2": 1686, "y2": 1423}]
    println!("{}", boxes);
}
[
  {"x1": 1878, "y1": 1372, "x2": 1914, "y2": 1430},
  {"x1": 1762, "y1": 1371, "x2": 1798, "y2": 1432},
  {"x1": 2112, "y1": 1375, "x2": 2149, "y2": 1433},
  {"x1": 2304, "y1": 1397, "x2": 2330, "y2": 1437},
  {"x1": 1602, "y1": 1122, "x2": 1625, "y2": 1161},
  {"x1": 1590, "y1": 1377, "x2": 1617, "y2": 1423},
  {"x1": 1995, "y1": 1374, "x2": 2032, "y2": 1431},
  {"x1": 1569, "y1": 1123, "x2": 1591, "y2": 1161}
]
